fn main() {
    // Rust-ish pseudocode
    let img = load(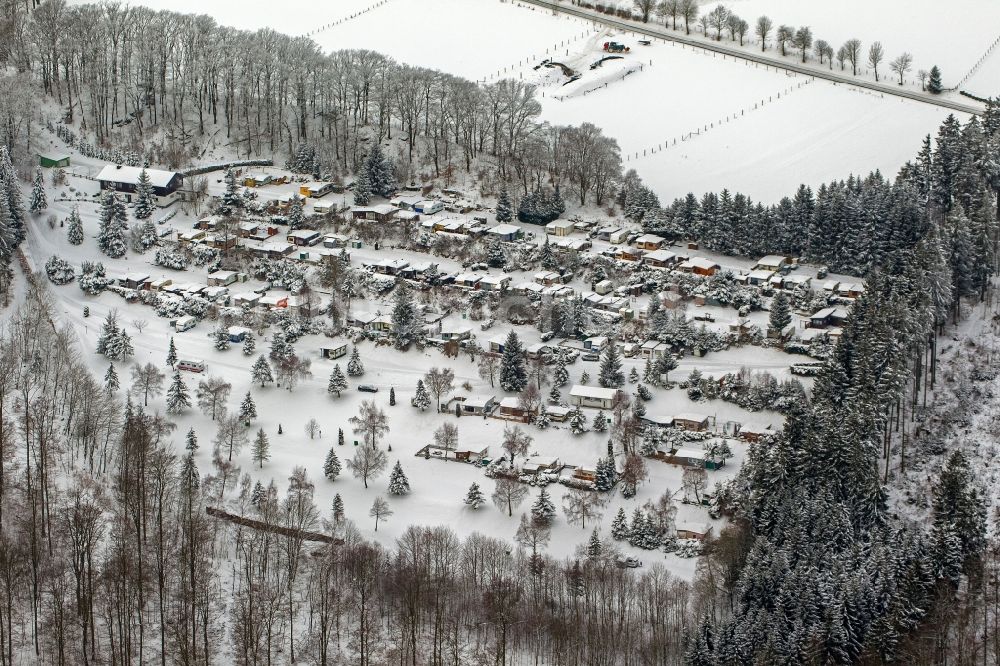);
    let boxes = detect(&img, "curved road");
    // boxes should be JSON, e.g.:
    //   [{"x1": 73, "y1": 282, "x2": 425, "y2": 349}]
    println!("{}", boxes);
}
[{"x1": 521, "y1": 0, "x2": 984, "y2": 116}]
